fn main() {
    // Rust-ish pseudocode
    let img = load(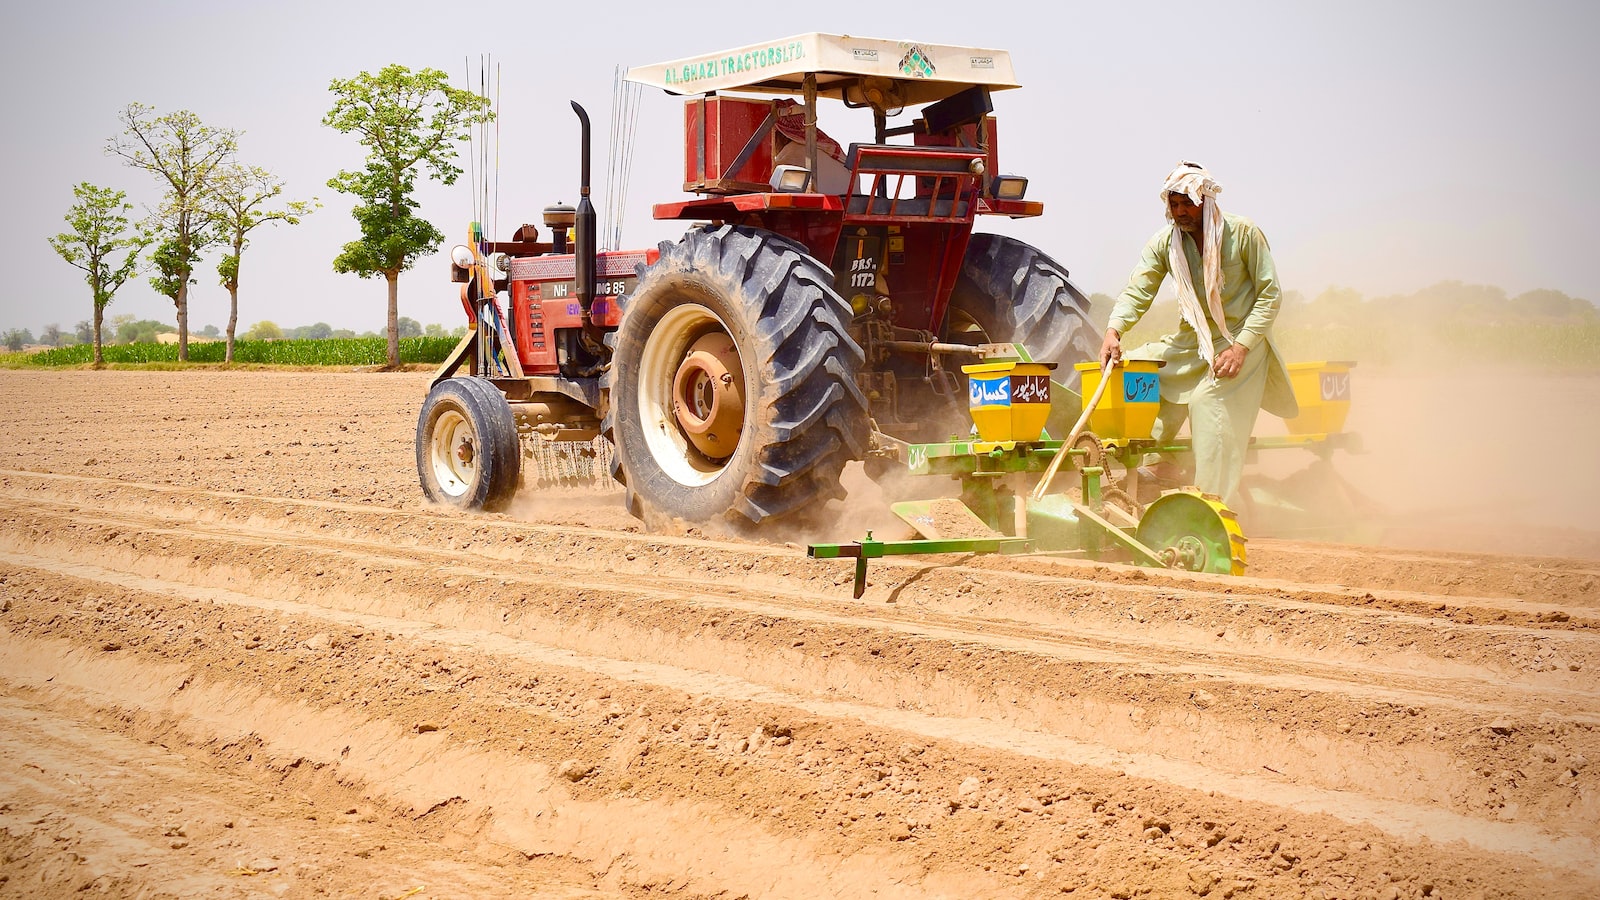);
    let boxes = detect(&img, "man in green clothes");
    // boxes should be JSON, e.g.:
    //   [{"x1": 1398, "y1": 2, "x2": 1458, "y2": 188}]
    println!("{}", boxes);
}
[{"x1": 1099, "y1": 162, "x2": 1297, "y2": 509}]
